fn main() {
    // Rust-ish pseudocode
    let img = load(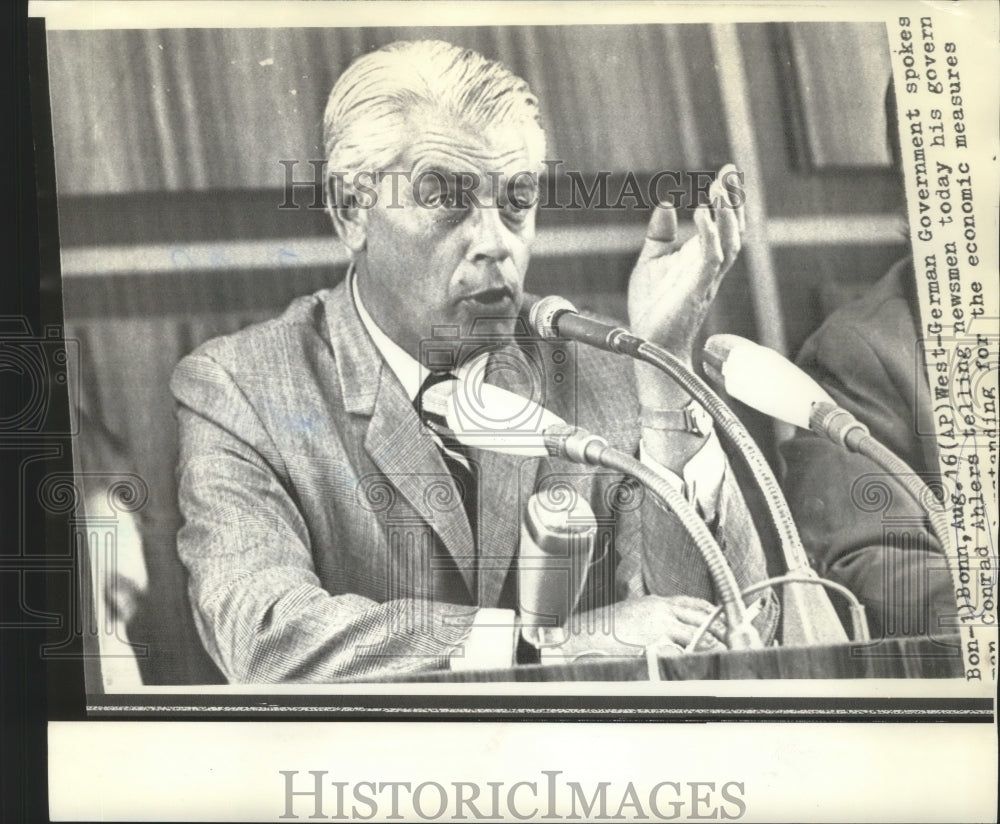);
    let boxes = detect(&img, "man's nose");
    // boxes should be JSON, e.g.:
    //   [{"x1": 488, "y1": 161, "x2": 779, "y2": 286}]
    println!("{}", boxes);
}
[{"x1": 465, "y1": 205, "x2": 512, "y2": 265}]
